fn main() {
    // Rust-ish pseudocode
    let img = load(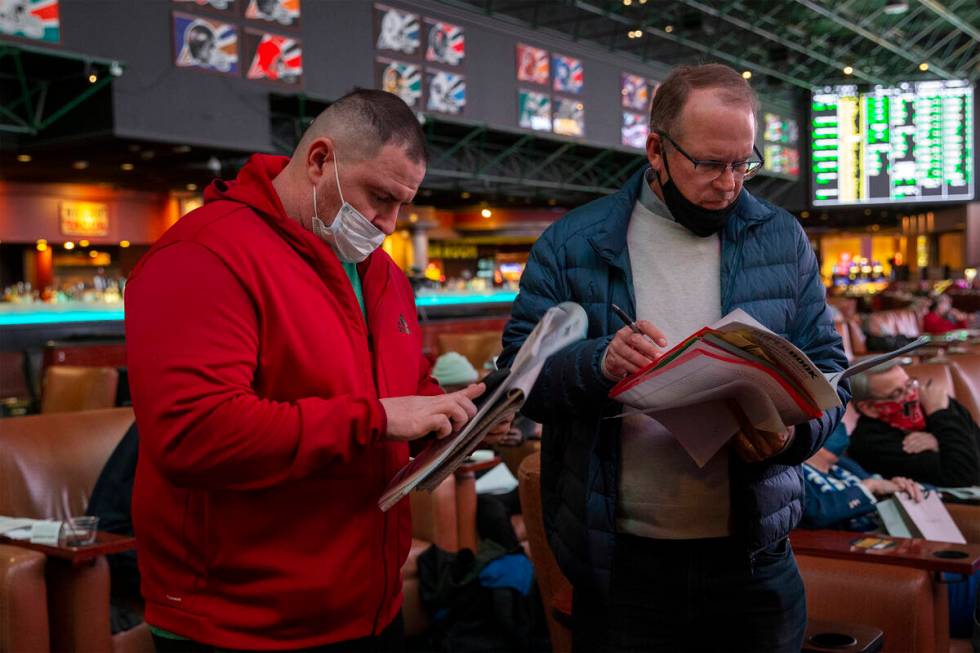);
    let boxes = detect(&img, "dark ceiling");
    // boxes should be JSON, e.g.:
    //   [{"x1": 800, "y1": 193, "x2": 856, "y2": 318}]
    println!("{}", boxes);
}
[{"x1": 437, "y1": 0, "x2": 980, "y2": 105}]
